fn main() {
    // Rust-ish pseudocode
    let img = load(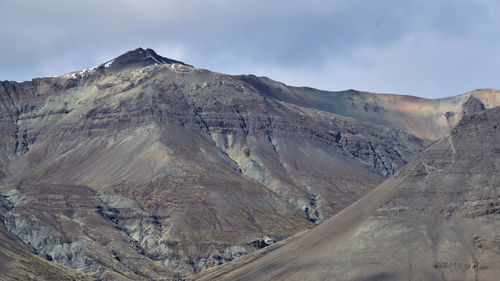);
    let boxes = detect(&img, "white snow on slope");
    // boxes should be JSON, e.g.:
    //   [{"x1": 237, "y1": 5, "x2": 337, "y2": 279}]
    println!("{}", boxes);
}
[{"x1": 104, "y1": 59, "x2": 114, "y2": 68}]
